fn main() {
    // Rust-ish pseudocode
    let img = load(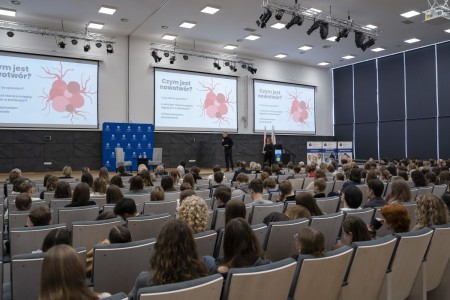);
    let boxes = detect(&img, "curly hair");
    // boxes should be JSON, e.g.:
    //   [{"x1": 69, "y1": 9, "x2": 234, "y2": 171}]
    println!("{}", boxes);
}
[
  {"x1": 176, "y1": 196, "x2": 209, "y2": 233},
  {"x1": 150, "y1": 219, "x2": 208, "y2": 285},
  {"x1": 415, "y1": 194, "x2": 449, "y2": 229}
]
